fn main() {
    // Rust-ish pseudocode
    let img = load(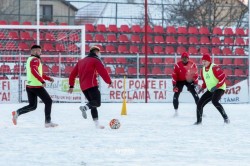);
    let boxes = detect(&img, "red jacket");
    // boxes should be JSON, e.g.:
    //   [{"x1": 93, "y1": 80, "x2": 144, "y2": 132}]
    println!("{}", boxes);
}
[
  {"x1": 27, "y1": 56, "x2": 51, "y2": 88},
  {"x1": 201, "y1": 63, "x2": 226, "y2": 89},
  {"x1": 69, "y1": 53, "x2": 111, "y2": 91},
  {"x1": 172, "y1": 60, "x2": 198, "y2": 86}
]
